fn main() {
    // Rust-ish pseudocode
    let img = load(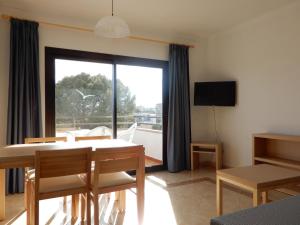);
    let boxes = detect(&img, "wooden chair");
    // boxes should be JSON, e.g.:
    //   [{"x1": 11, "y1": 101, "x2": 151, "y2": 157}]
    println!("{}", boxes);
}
[
  {"x1": 75, "y1": 135, "x2": 111, "y2": 142},
  {"x1": 24, "y1": 137, "x2": 68, "y2": 217},
  {"x1": 82, "y1": 145, "x2": 145, "y2": 225},
  {"x1": 28, "y1": 147, "x2": 92, "y2": 225},
  {"x1": 25, "y1": 137, "x2": 68, "y2": 144}
]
